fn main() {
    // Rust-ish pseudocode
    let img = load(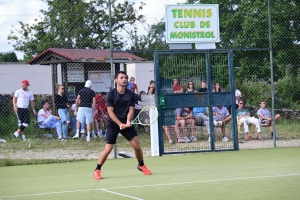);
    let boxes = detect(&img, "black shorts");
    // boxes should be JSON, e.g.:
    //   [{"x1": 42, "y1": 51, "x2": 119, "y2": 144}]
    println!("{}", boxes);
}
[
  {"x1": 16, "y1": 108, "x2": 30, "y2": 125},
  {"x1": 106, "y1": 119, "x2": 138, "y2": 144}
]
